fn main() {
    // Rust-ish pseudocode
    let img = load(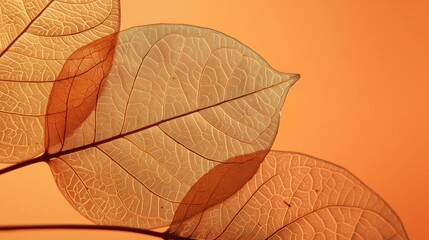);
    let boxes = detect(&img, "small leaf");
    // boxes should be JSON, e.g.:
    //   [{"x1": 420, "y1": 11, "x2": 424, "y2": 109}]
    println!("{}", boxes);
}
[
  {"x1": 45, "y1": 32, "x2": 119, "y2": 154},
  {"x1": 47, "y1": 24, "x2": 298, "y2": 229},
  {"x1": 169, "y1": 149, "x2": 268, "y2": 231},
  {"x1": 0, "y1": 0, "x2": 120, "y2": 162},
  {"x1": 168, "y1": 151, "x2": 408, "y2": 240}
]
